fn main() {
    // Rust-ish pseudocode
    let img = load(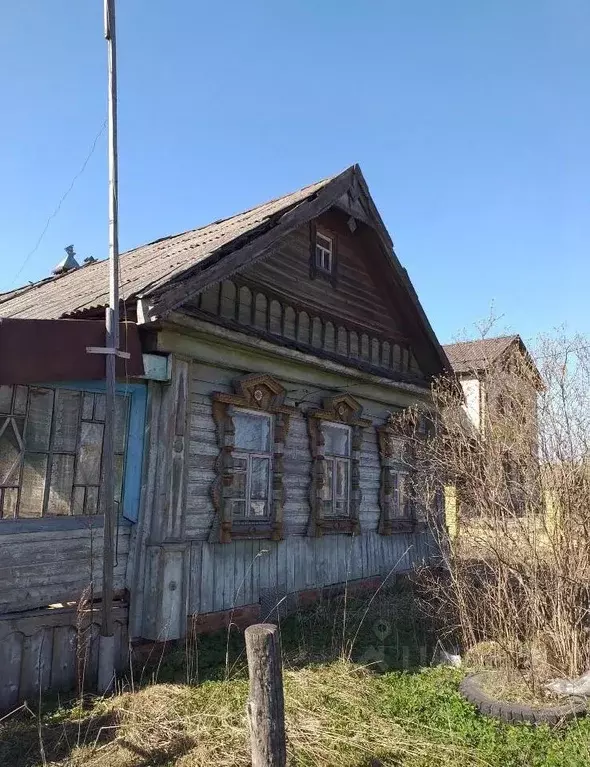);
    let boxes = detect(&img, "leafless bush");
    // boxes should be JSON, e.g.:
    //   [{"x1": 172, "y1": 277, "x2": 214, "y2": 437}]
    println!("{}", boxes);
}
[{"x1": 409, "y1": 331, "x2": 590, "y2": 684}]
